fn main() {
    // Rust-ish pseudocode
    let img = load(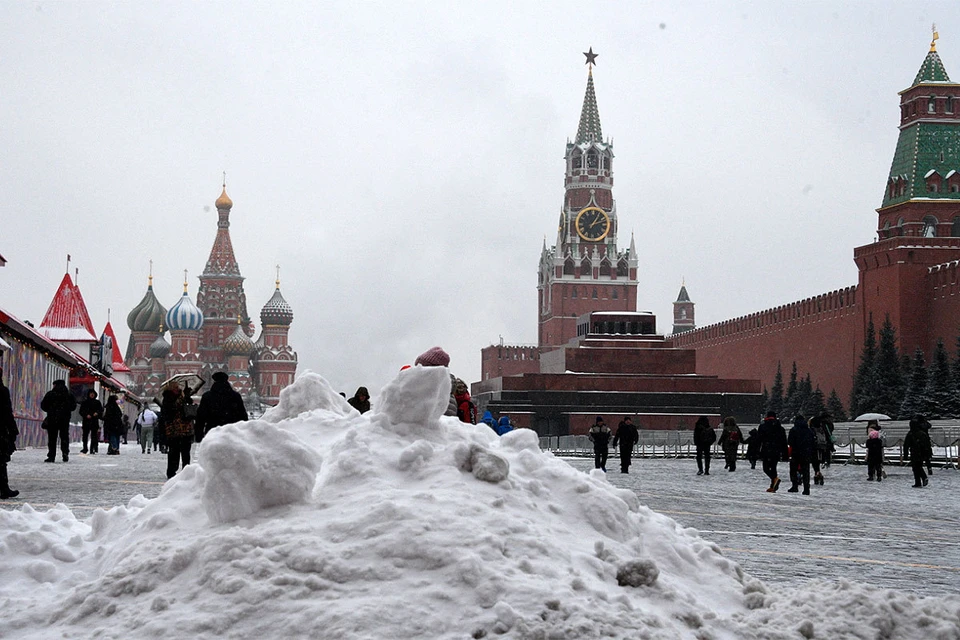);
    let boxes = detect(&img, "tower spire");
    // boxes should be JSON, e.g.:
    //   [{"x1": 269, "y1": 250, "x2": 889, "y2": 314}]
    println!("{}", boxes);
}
[
  {"x1": 931, "y1": 23, "x2": 939, "y2": 52},
  {"x1": 576, "y1": 48, "x2": 603, "y2": 144}
]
